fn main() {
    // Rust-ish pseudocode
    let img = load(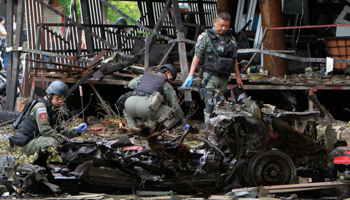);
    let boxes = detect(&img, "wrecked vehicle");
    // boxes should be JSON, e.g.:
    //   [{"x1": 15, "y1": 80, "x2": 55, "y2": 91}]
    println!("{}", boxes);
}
[
  {"x1": 206, "y1": 91, "x2": 341, "y2": 188},
  {"x1": 5, "y1": 93, "x2": 350, "y2": 197}
]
